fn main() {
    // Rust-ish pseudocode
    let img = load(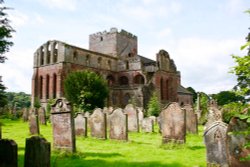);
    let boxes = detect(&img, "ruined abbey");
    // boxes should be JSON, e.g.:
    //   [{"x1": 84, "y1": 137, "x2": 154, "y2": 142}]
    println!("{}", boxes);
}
[{"x1": 31, "y1": 28, "x2": 193, "y2": 109}]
